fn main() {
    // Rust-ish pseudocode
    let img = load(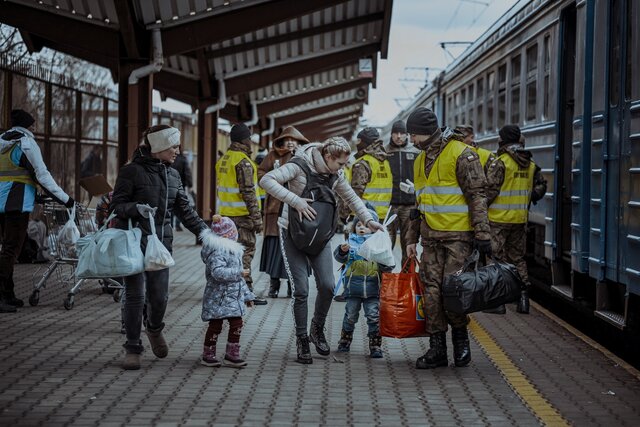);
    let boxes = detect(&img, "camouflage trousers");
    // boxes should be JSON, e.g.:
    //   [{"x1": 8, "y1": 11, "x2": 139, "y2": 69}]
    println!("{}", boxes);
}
[
  {"x1": 490, "y1": 222, "x2": 529, "y2": 287},
  {"x1": 387, "y1": 204, "x2": 413, "y2": 270},
  {"x1": 230, "y1": 216, "x2": 256, "y2": 289},
  {"x1": 420, "y1": 239, "x2": 471, "y2": 334}
]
